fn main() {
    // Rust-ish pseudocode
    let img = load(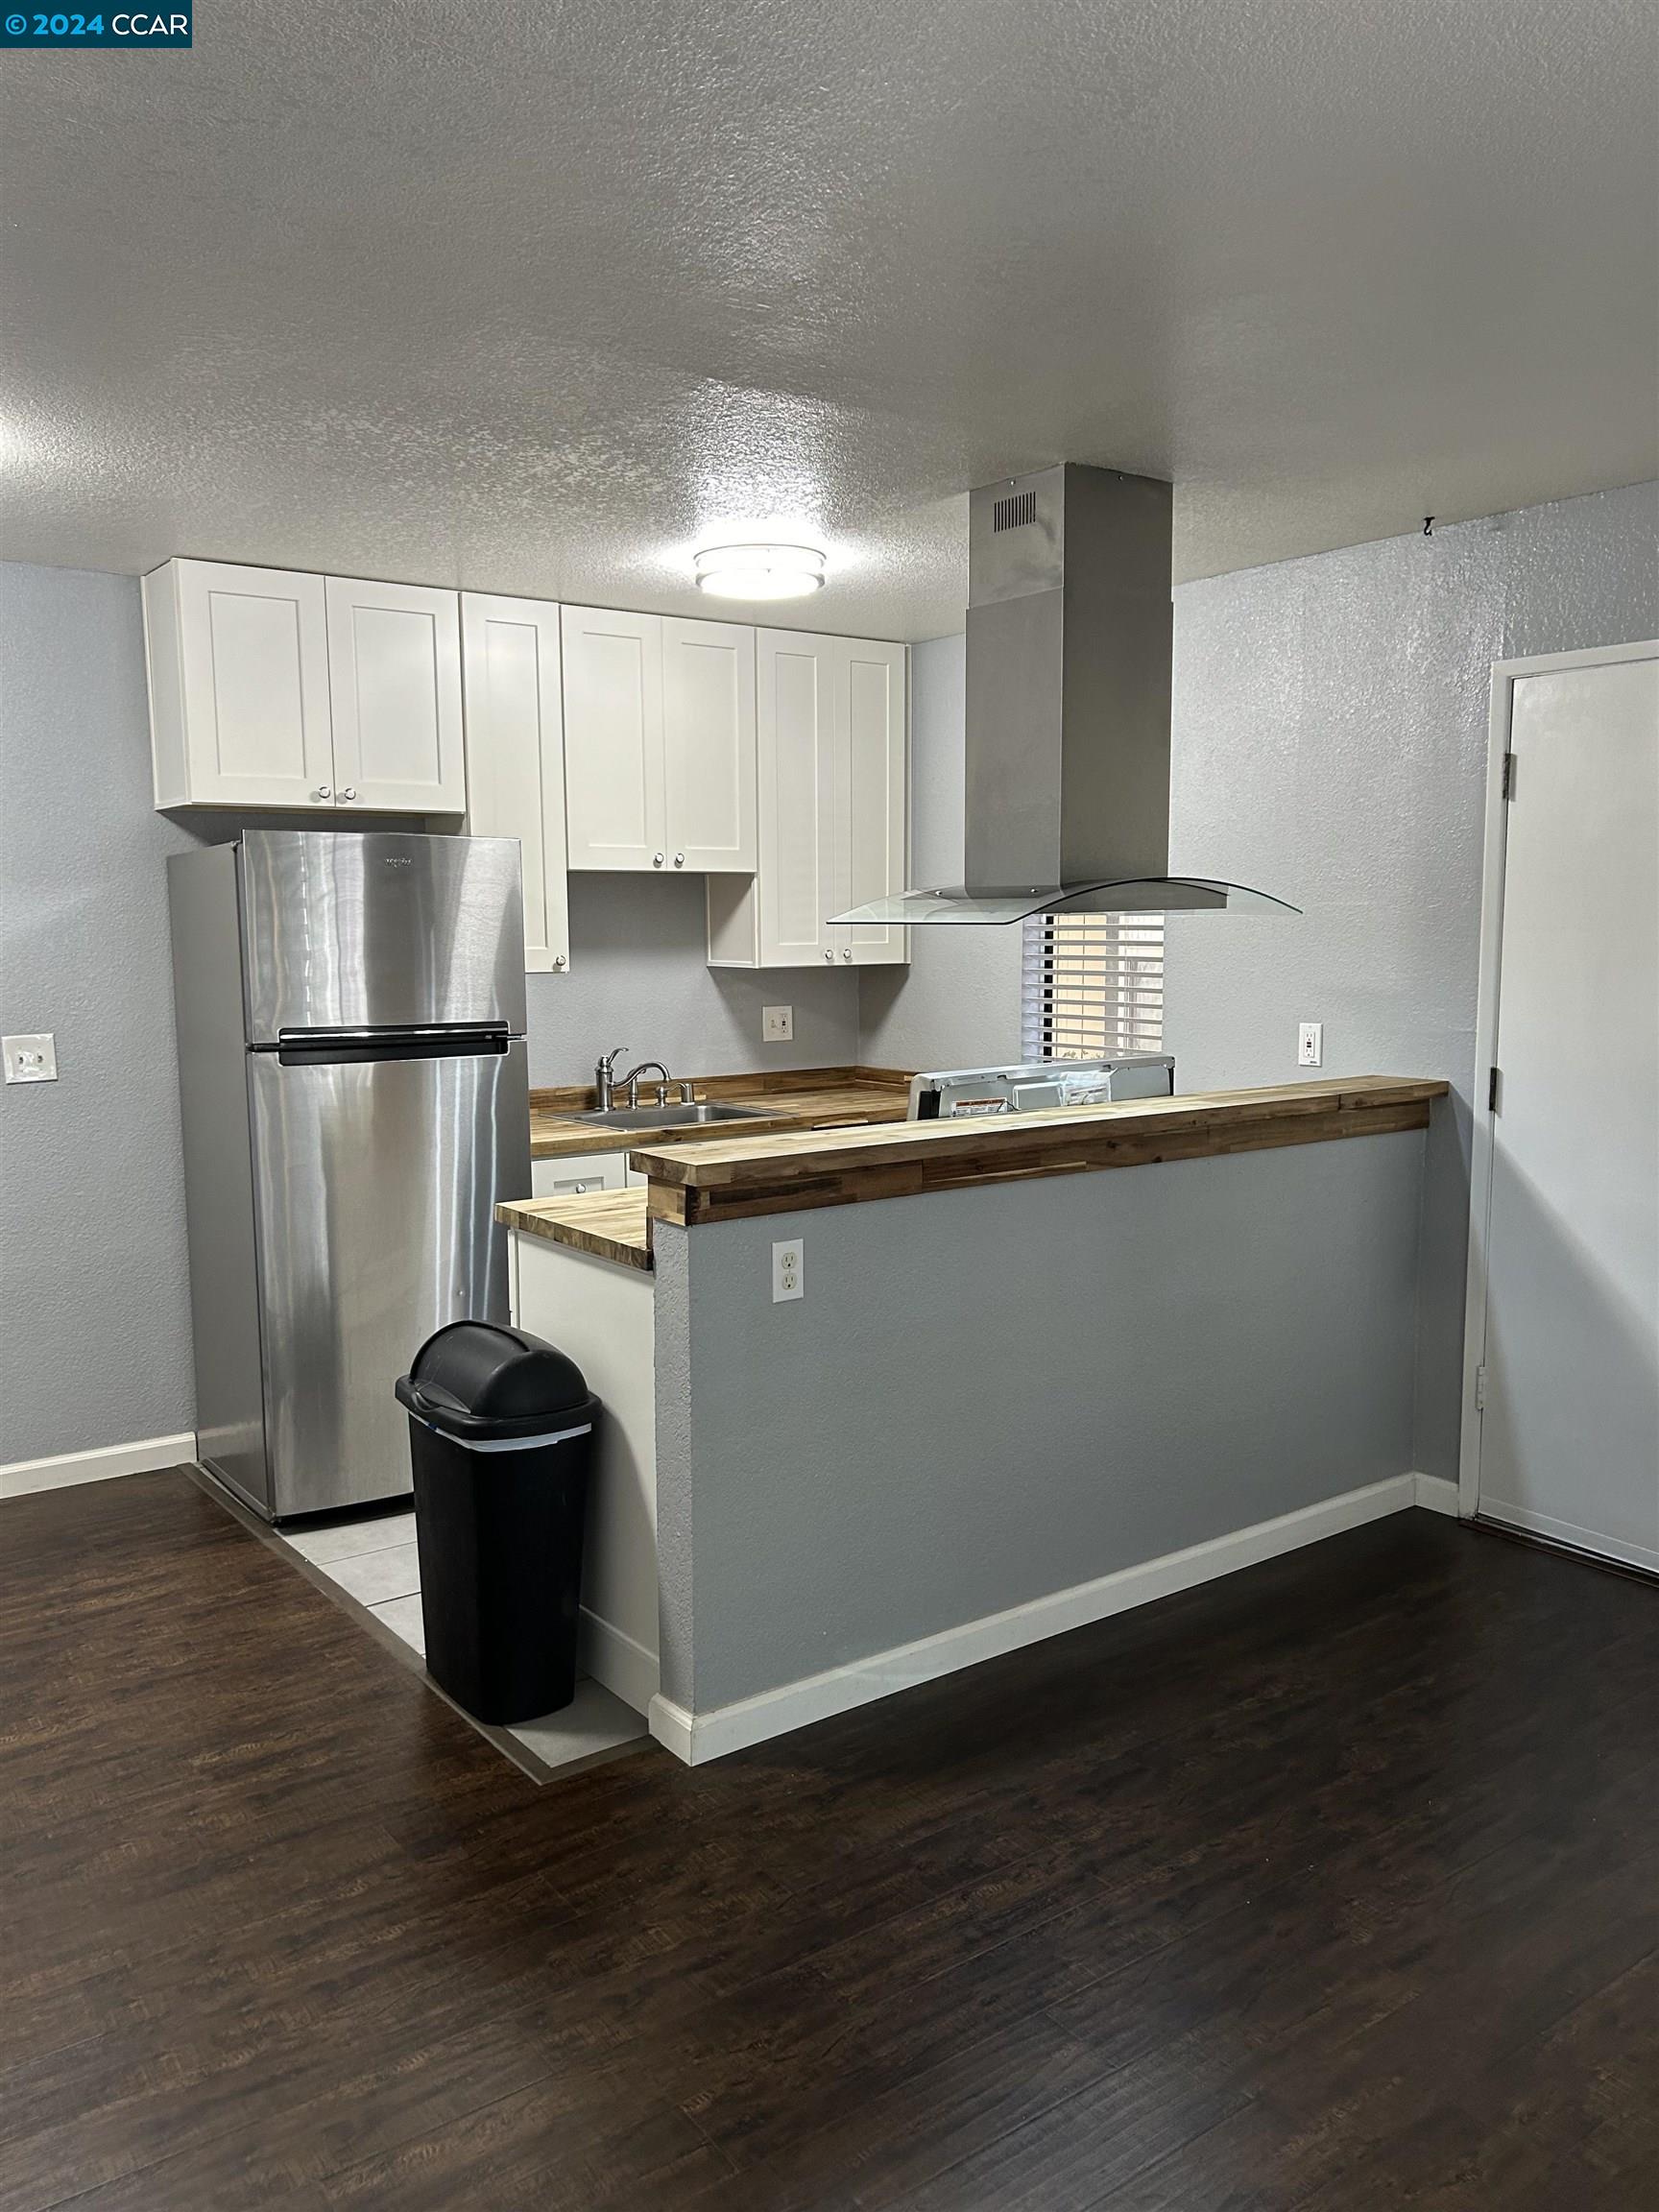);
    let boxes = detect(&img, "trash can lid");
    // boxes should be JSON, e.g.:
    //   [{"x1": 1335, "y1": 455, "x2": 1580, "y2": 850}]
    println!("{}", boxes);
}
[{"x1": 396, "y1": 1321, "x2": 596, "y2": 1442}]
